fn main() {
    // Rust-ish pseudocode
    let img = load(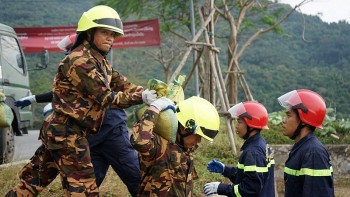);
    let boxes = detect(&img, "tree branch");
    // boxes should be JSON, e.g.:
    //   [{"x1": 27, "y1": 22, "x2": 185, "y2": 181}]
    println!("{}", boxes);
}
[{"x1": 237, "y1": 0, "x2": 310, "y2": 58}]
